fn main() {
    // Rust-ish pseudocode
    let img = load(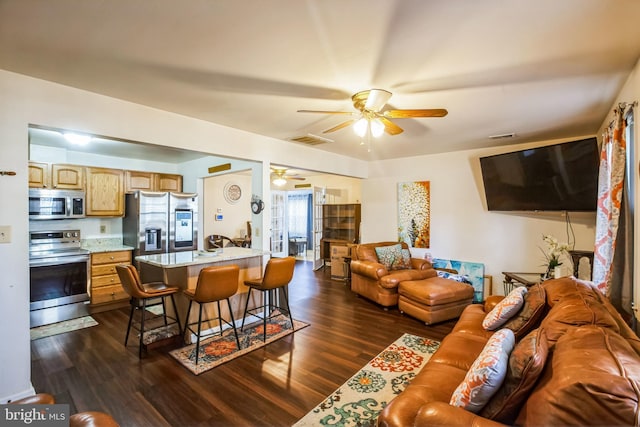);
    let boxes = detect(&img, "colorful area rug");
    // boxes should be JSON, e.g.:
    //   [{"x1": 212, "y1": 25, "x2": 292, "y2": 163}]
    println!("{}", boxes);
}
[
  {"x1": 169, "y1": 312, "x2": 309, "y2": 375},
  {"x1": 294, "y1": 333, "x2": 440, "y2": 427},
  {"x1": 30, "y1": 316, "x2": 98, "y2": 340}
]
